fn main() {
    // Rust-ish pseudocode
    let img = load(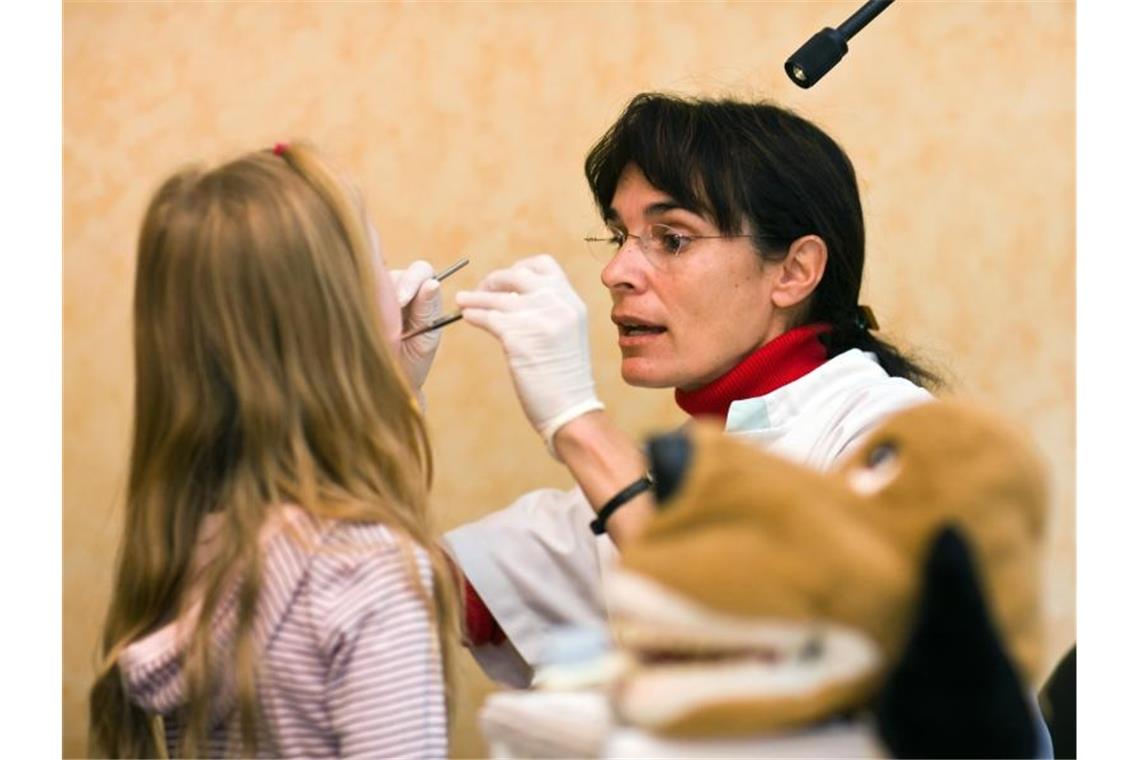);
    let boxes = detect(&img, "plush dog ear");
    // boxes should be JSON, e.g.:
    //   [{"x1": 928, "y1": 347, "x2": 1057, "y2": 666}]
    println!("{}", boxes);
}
[
  {"x1": 873, "y1": 526, "x2": 1038, "y2": 759},
  {"x1": 646, "y1": 430, "x2": 692, "y2": 506}
]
